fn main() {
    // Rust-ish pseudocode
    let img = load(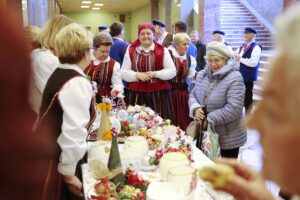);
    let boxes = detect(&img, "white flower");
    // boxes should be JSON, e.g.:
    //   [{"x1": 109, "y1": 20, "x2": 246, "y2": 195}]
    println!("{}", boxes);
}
[
  {"x1": 104, "y1": 97, "x2": 111, "y2": 104},
  {"x1": 134, "y1": 105, "x2": 141, "y2": 112}
]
